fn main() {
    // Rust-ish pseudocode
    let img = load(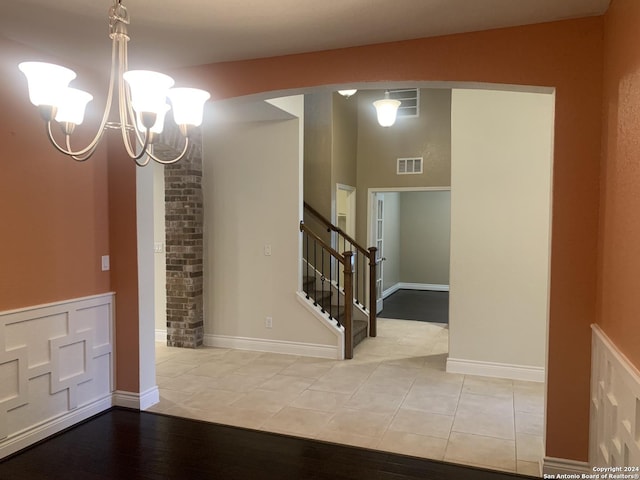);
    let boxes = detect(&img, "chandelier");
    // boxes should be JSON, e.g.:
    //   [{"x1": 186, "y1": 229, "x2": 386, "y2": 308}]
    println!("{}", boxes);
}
[{"x1": 18, "y1": 0, "x2": 210, "y2": 167}]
